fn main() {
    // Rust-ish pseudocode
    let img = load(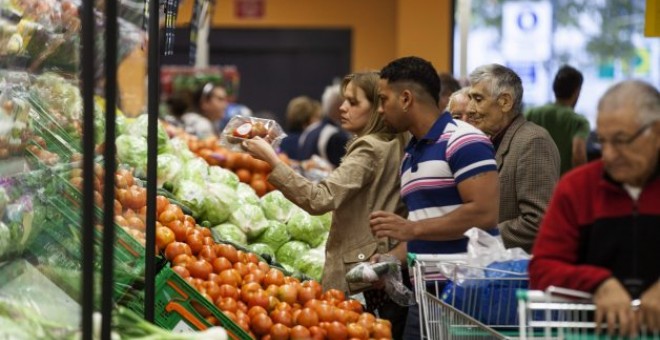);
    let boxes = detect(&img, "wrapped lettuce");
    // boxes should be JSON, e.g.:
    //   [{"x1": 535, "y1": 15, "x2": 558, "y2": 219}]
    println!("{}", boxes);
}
[
  {"x1": 173, "y1": 180, "x2": 206, "y2": 216},
  {"x1": 200, "y1": 183, "x2": 238, "y2": 225},
  {"x1": 247, "y1": 243, "x2": 276, "y2": 260},
  {"x1": 260, "y1": 190, "x2": 295, "y2": 223},
  {"x1": 253, "y1": 220, "x2": 290, "y2": 251},
  {"x1": 229, "y1": 204, "x2": 268, "y2": 239},
  {"x1": 207, "y1": 166, "x2": 239, "y2": 189},
  {"x1": 276, "y1": 241, "x2": 310, "y2": 269},
  {"x1": 287, "y1": 209, "x2": 327, "y2": 247},
  {"x1": 126, "y1": 114, "x2": 171, "y2": 154},
  {"x1": 157, "y1": 153, "x2": 183, "y2": 186},
  {"x1": 298, "y1": 247, "x2": 325, "y2": 281},
  {"x1": 169, "y1": 137, "x2": 196, "y2": 162},
  {"x1": 116, "y1": 135, "x2": 147, "y2": 175},
  {"x1": 236, "y1": 182, "x2": 260, "y2": 205},
  {"x1": 211, "y1": 223, "x2": 247, "y2": 246},
  {"x1": 314, "y1": 212, "x2": 332, "y2": 232},
  {"x1": 178, "y1": 158, "x2": 209, "y2": 185}
]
